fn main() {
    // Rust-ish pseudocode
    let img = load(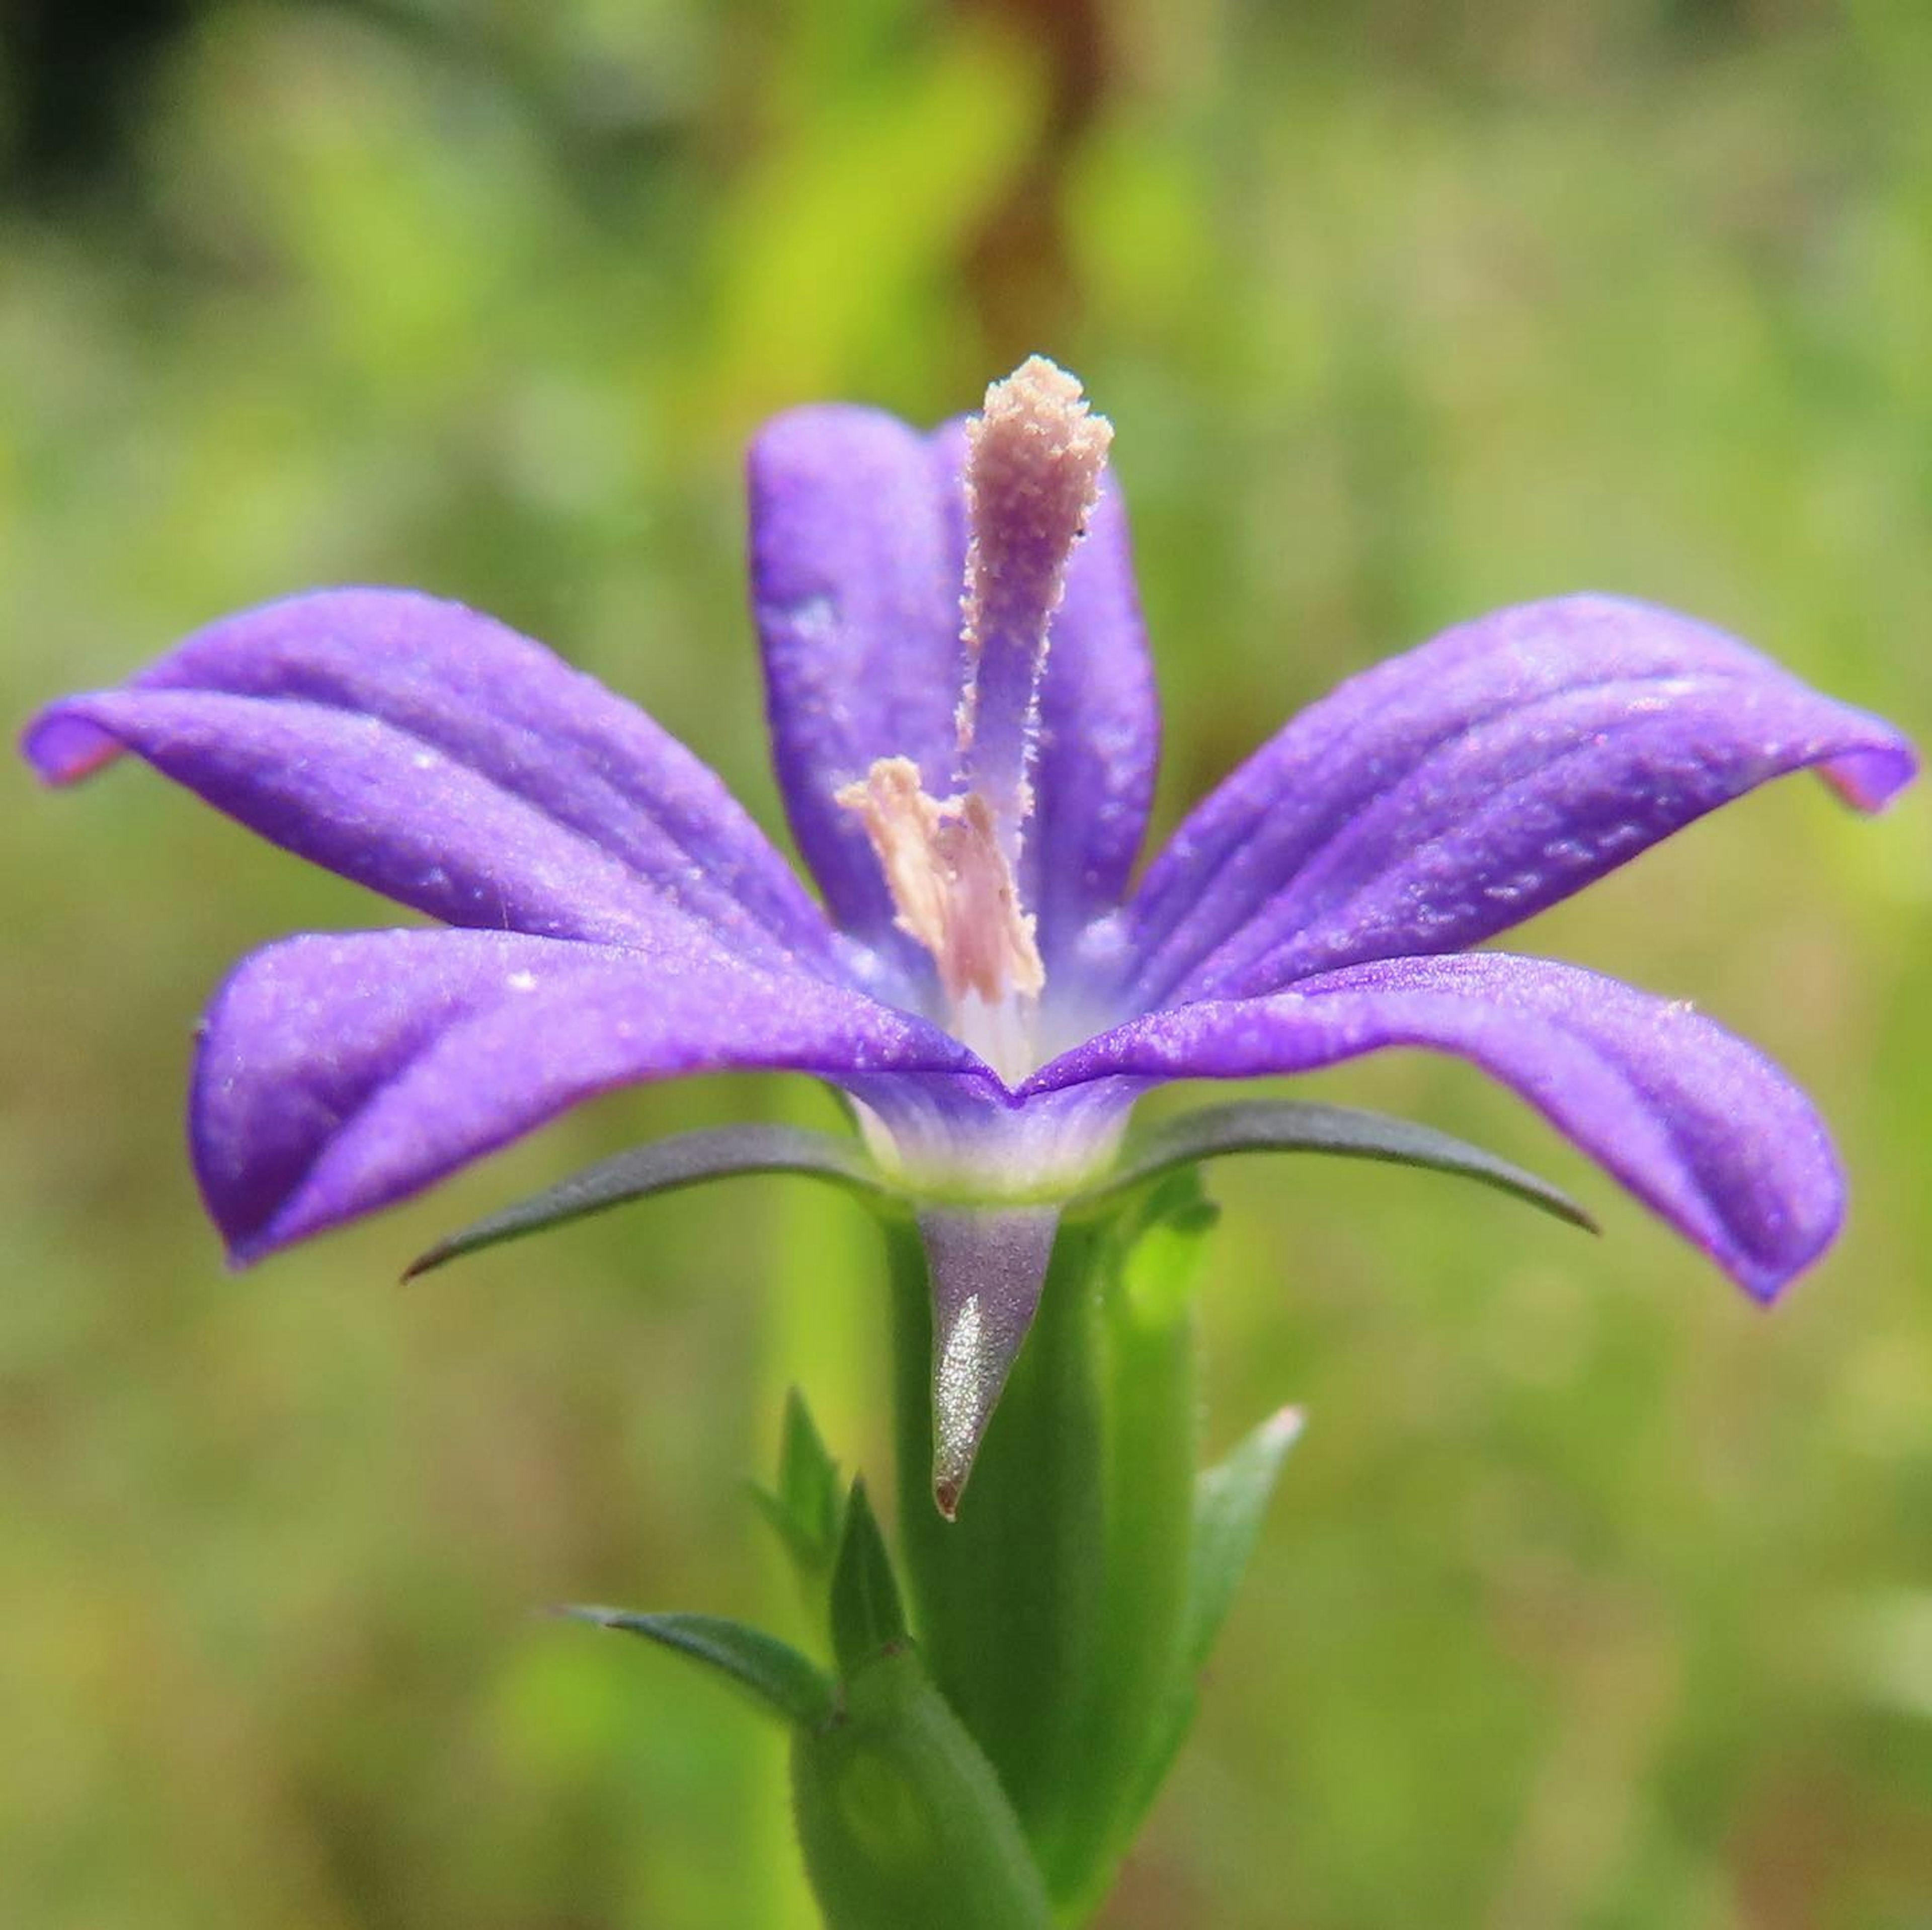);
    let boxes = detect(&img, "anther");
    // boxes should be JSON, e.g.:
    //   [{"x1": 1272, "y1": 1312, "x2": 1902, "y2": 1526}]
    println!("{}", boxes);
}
[{"x1": 954, "y1": 357, "x2": 1112, "y2": 844}]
